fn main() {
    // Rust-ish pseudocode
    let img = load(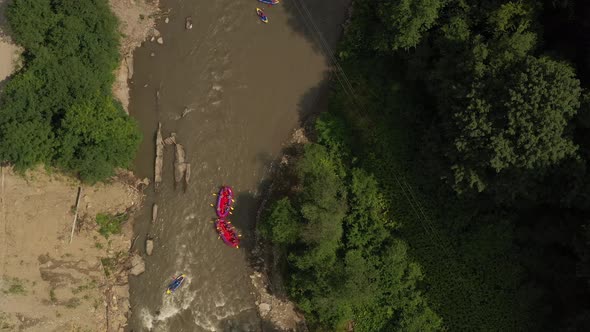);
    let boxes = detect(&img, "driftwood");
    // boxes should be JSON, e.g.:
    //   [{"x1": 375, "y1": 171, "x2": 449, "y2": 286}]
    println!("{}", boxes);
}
[
  {"x1": 68, "y1": 187, "x2": 82, "y2": 244},
  {"x1": 154, "y1": 123, "x2": 164, "y2": 191}
]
